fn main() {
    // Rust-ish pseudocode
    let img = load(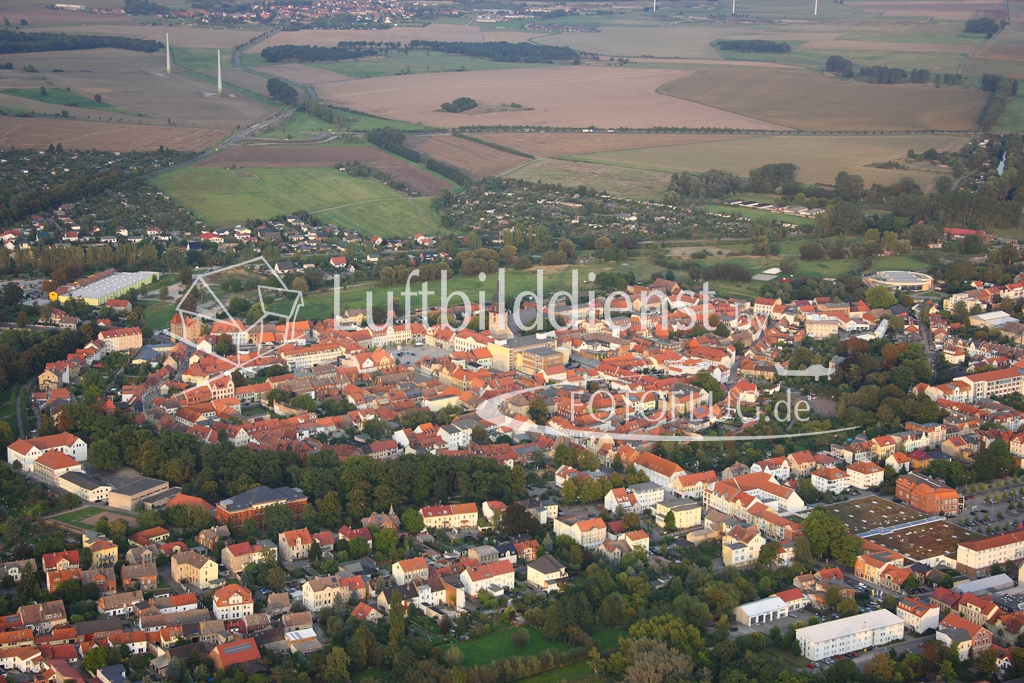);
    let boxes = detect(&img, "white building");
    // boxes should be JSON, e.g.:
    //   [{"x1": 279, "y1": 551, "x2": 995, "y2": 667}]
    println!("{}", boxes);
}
[
  {"x1": 810, "y1": 467, "x2": 851, "y2": 495},
  {"x1": 897, "y1": 597, "x2": 940, "y2": 634},
  {"x1": 212, "y1": 585, "x2": 254, "y2": 622},
  {"x1": 734, "y1": 597, "x2": 789, "y2": 627},
  {"x1": 796, "y1": 610, "x2": 905, "y2": 661},
  {"x1": 626, "y1": 482, "x2": 664, "y2": 511},
  {"x1": 460, "y1": 560, "x2": 515, "y2": 597},
  {"x1": 846, "y1": 461, "x2": 885, "y2": 490},
  {"x1": 7, "y1": 433, "x2": 87, "y2": 471}
]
